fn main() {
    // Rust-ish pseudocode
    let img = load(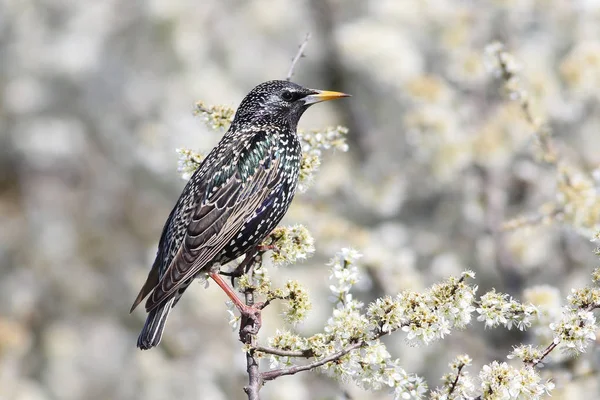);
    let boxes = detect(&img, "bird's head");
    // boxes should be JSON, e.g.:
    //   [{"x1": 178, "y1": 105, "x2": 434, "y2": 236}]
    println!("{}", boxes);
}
[{"x1": 232, "y1": 80, "x2": 350, "y2": 130}]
